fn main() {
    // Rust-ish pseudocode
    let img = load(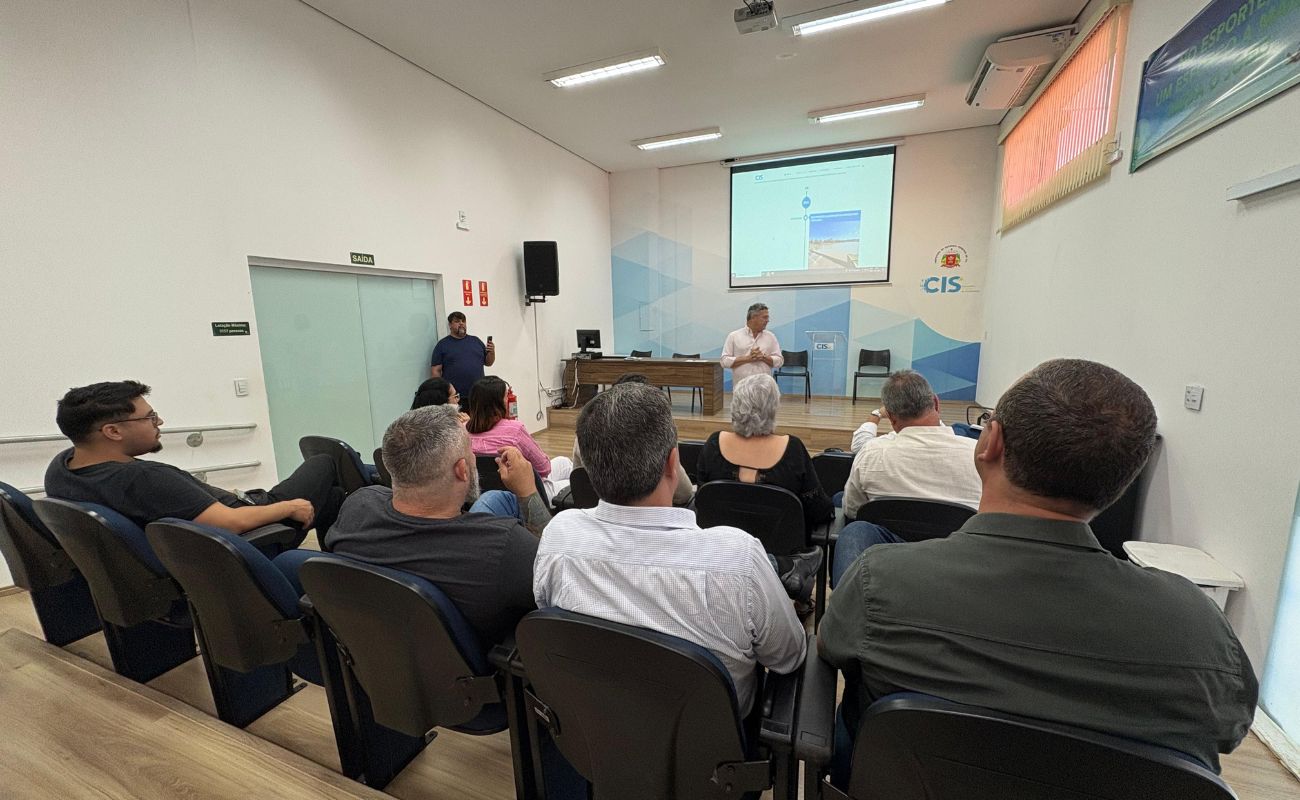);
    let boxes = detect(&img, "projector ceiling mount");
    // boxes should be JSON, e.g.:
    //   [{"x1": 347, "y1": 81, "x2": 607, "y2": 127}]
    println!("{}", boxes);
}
[{"x1": 735, "y1": 1, "x2": 779, "y2": 35}]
